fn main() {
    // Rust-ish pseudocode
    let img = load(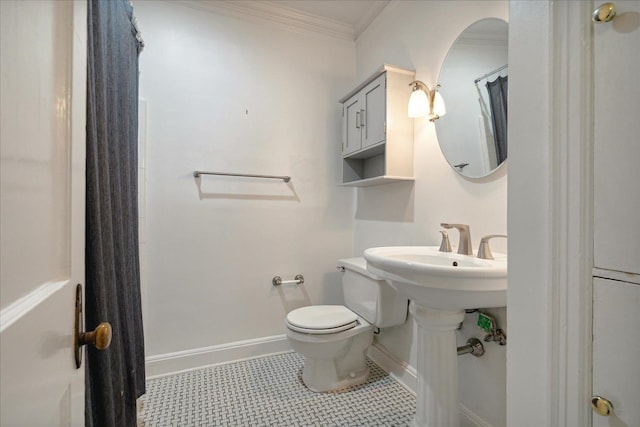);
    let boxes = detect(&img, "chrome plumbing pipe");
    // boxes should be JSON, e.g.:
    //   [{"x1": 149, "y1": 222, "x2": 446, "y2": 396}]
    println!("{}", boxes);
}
[{"x1": 457, "y1": 338, "x2": 485, "y2": 357}]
